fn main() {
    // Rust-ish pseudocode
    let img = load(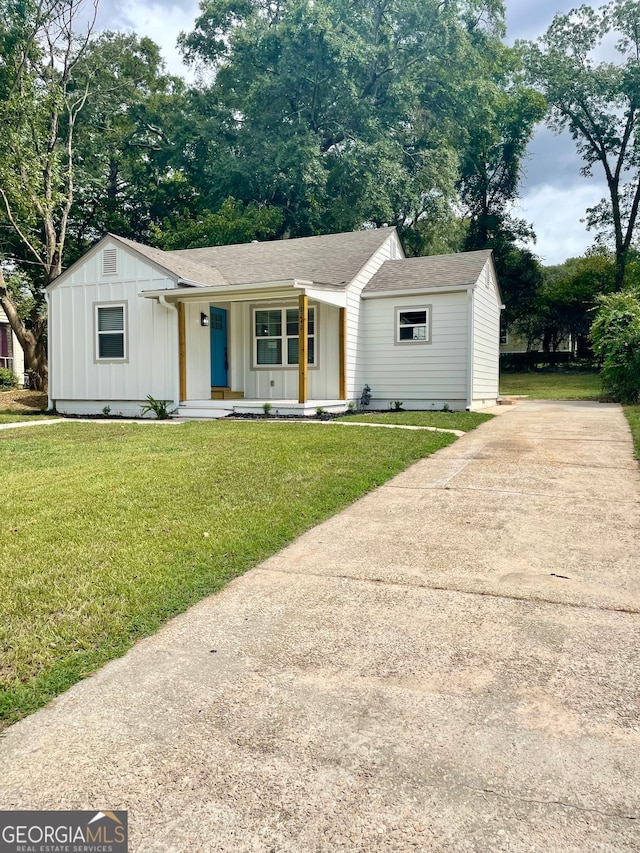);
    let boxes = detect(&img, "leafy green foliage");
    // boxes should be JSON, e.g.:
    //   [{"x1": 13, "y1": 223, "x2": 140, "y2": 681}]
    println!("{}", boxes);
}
[
  {"x1": 176, "y1": 0, "x2": 510, "y2": 240},
  {"x1": 151, "y1": 197, "x2": 283, "y2": 250},
  {"x1": 140, "y1": 395, "x2": 174, "y2": 419},
  {"x1": 591, "y1": 288, "x2": 640, "y2": 403},
  {"x1": 0, "y1": 368, "x2": 18, "y2": 389},
  {"x1": 540, "y1": 253, "x2": 616, "y2": 348}
]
